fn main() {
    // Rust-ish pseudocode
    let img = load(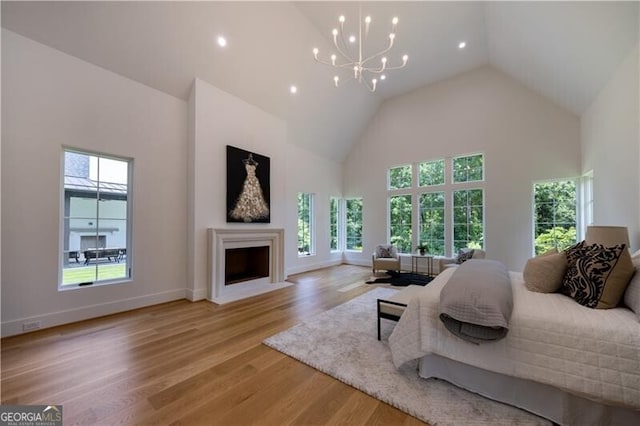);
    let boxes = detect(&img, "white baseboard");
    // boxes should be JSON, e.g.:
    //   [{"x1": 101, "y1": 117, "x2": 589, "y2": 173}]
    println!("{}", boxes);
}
[
  {"x1": 1, "y1": 288, "x2": 186, "y2": 337},
  {"x1": 286, "y1": 258, "x2": 342, "y2": 276},
  {"x1": 186, "y1": 287, "x2": 207, "y2": 301}
]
